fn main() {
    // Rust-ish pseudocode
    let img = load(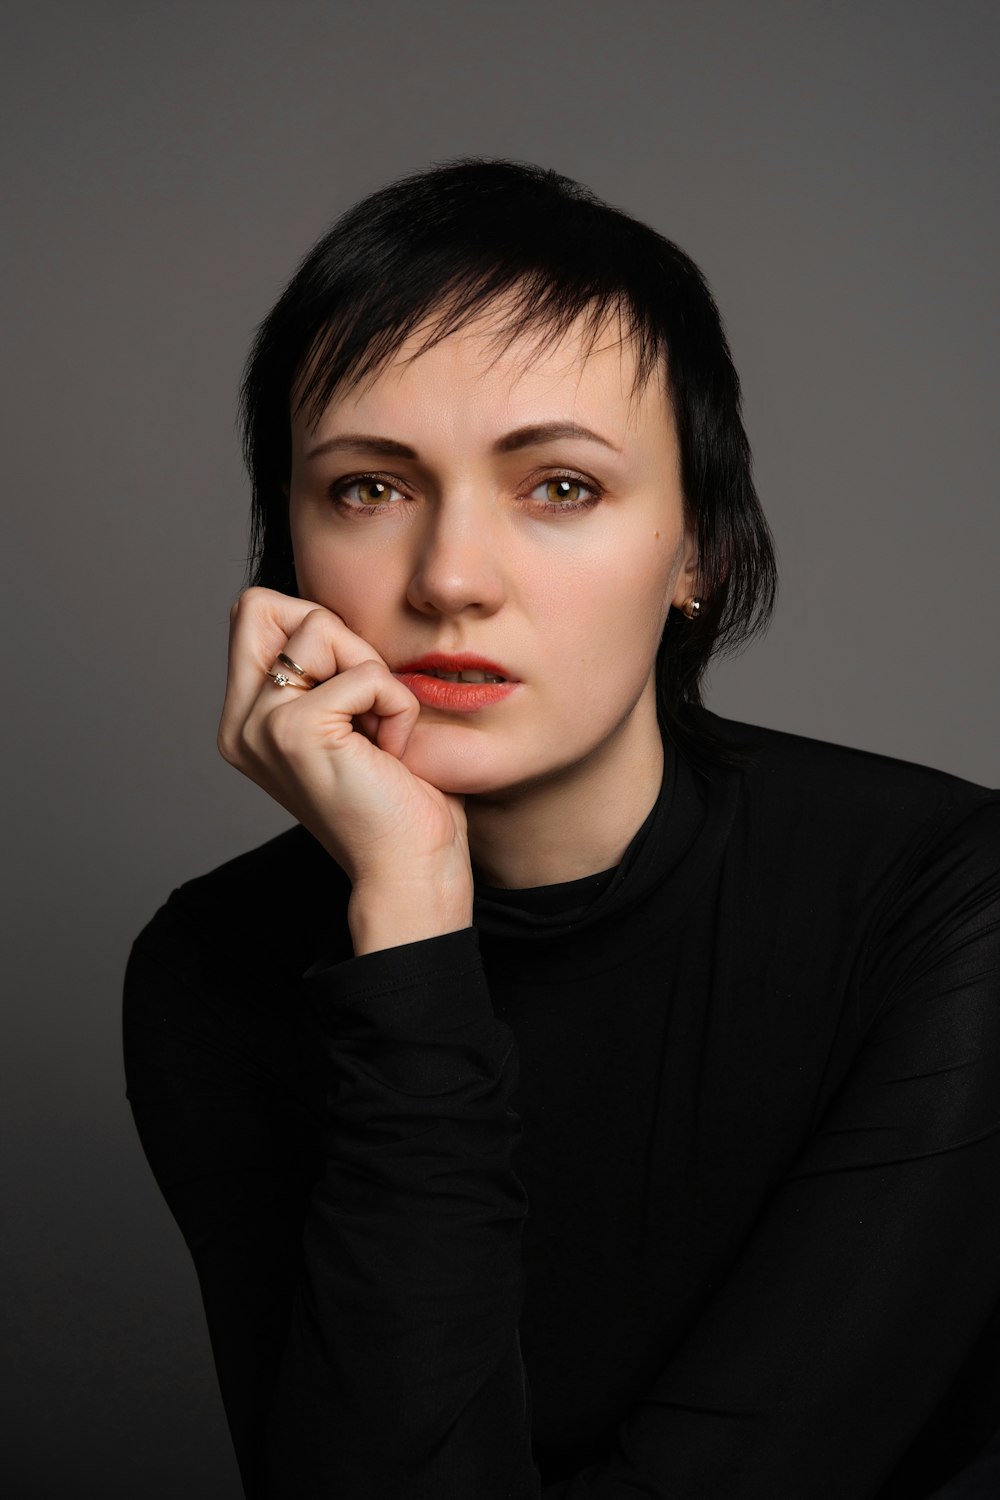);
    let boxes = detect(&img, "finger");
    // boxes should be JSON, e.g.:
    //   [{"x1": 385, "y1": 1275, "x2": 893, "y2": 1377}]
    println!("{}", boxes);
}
[
  {"x1": 276, "y1": 605, "x2": 392, "y2": 689},
  {"x1": 276, "y1": 659, "x2": 420, "y2": 761},
  {"x1": 224, "y1": 587, "x2": 388, "y2": 740},
  {"x1": 222, "y1": 588, "x2": 326, "y2": 733},
  {"x1": 246, "y1": 605, "x2": 400, "y2": 751},
  {"x1": 251, "y1": 602, "x2": 414, "y2": 752}
]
